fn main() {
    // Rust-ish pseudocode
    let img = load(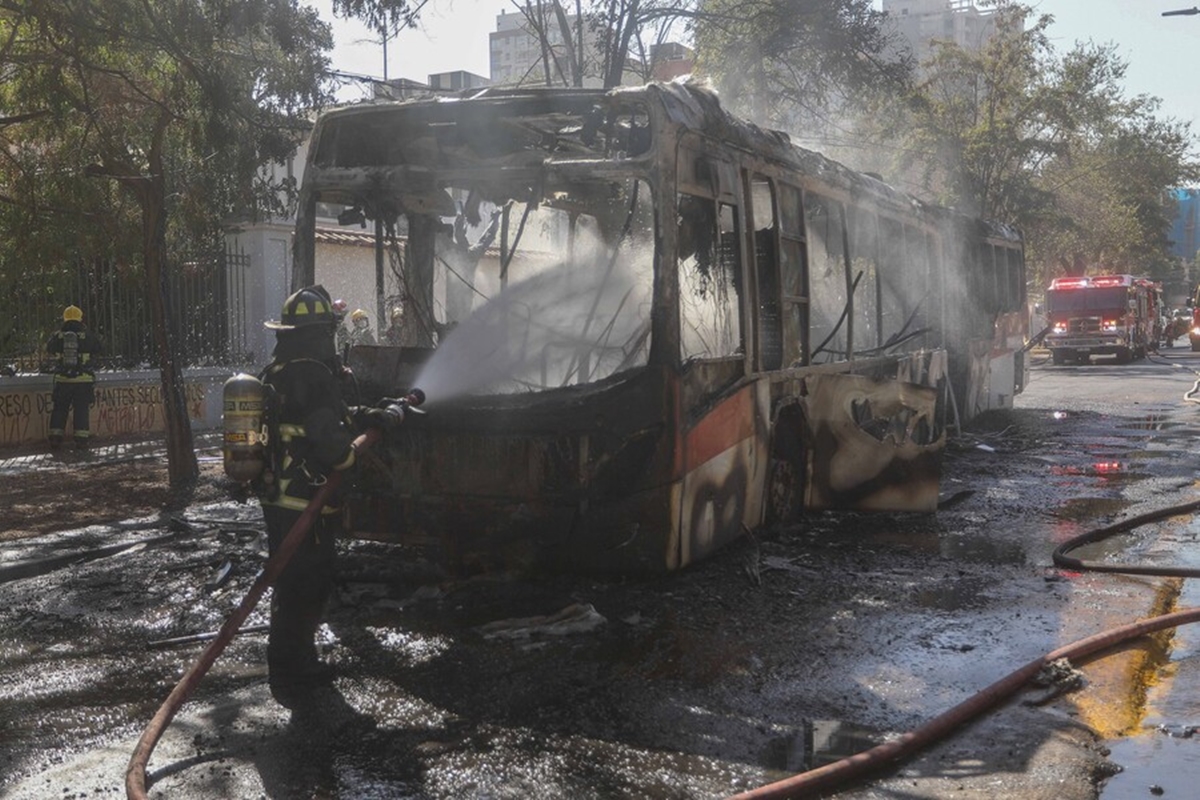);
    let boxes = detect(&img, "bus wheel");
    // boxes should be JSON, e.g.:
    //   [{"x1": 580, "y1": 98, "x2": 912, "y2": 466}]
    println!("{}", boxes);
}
[
  {"x1": 766, "y1": 456, "x2": 803, "y2": 525},
  {"x1": 1115, "y1": 348, "x2": 1132, "y2": 364}
]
